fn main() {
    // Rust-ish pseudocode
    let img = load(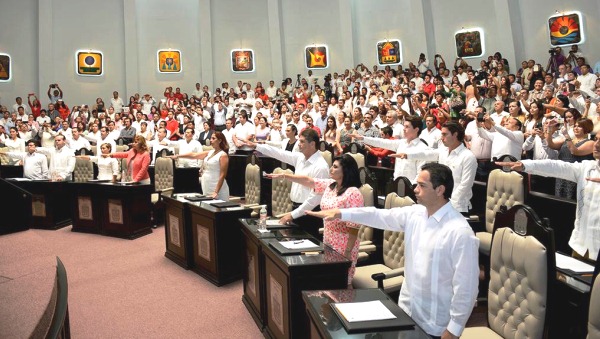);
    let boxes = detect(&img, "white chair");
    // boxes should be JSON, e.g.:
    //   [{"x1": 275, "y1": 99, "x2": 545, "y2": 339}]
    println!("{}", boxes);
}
[
  {"x1": 73, "y1": 158, "x2": 94, "y2": 182},
  {"x1": 463, "y1": 204, "x2": 555, "y2": 339},
  {"x1": 356, "y1": 183, "x2": 376, "y2": 263},
  {"x1": 352, "y1": 193, "x2": 414, "y2": 294},
  {"x1": 271, "y1": 167, "x2": 293, "y2": 218},
  {"x1": 151, "y1": 157, "x2": 175, "y2": 227}
]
